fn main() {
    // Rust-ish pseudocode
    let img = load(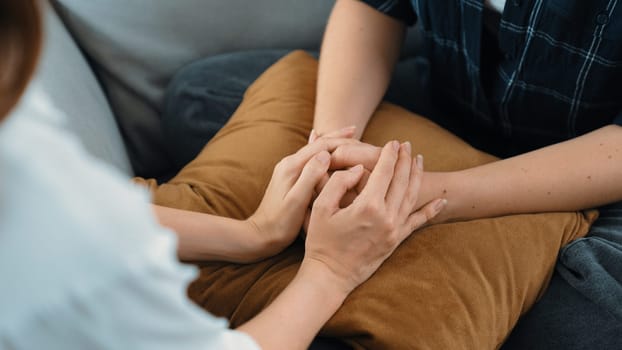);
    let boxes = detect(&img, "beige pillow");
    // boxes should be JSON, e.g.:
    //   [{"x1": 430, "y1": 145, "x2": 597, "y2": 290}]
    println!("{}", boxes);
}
[{"x1": 136, "y1": 51, "x2": 596, "y2": 349}]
